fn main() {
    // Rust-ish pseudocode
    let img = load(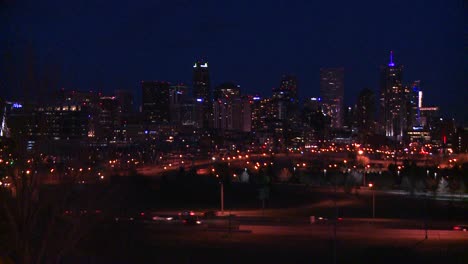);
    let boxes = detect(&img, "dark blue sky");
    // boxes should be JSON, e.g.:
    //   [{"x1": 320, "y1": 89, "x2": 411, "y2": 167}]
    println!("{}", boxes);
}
[{"x1": 1, "y1": 0, "x2": 467, "y2": 123}]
